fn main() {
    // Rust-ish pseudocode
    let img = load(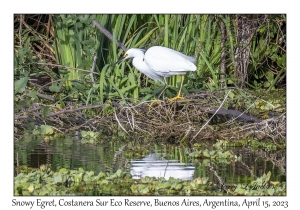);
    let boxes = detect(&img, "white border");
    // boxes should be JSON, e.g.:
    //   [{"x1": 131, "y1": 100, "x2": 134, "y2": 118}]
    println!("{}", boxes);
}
[{"x1": 3, "y1": 0, "x2": 297, "y2": 209}]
